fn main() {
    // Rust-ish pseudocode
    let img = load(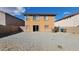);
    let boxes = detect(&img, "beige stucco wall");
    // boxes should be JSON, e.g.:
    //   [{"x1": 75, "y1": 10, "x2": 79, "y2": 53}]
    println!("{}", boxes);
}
[
  {"x1": 55, "y1": 14, "x2": 79, "y2": 27},
  {"x1": 25, "y1": 16, "x2": 55, "y2": 32},
  {"x1": 0, "y1": 12, "x2": 6, "y2": 25}
]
